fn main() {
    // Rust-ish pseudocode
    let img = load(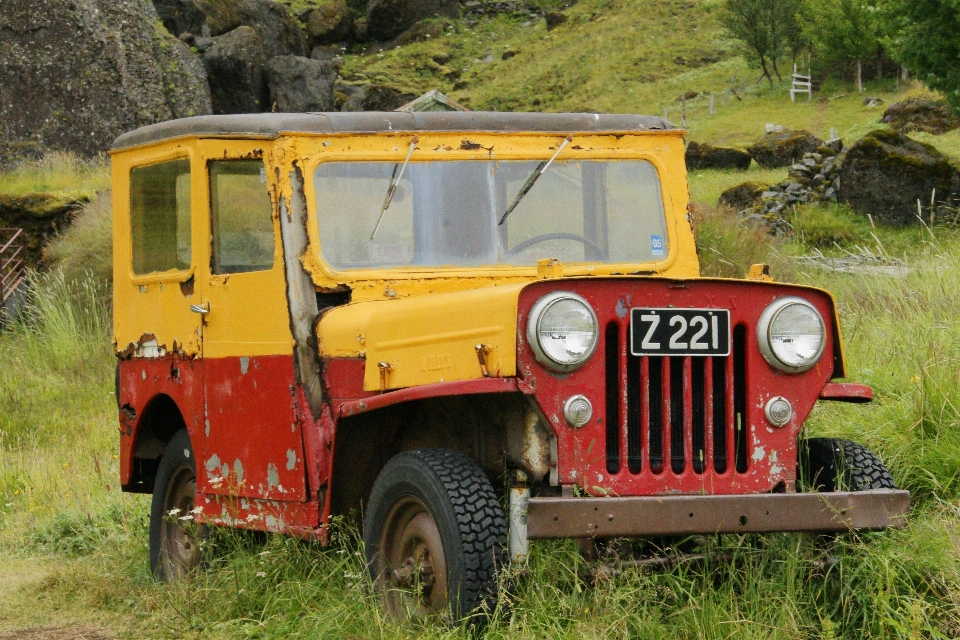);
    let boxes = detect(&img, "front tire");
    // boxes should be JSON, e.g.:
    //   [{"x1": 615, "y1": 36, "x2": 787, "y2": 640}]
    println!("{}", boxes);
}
[
  {"x1": 363, "y1": 449, "x2": 506, "y2": 622},
  {"x1": 150, "y1": 429, "x2": 205, "y2": 581},
  {"x1": 799, "y1": 438, "x2": 897, "y2": 492}
]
